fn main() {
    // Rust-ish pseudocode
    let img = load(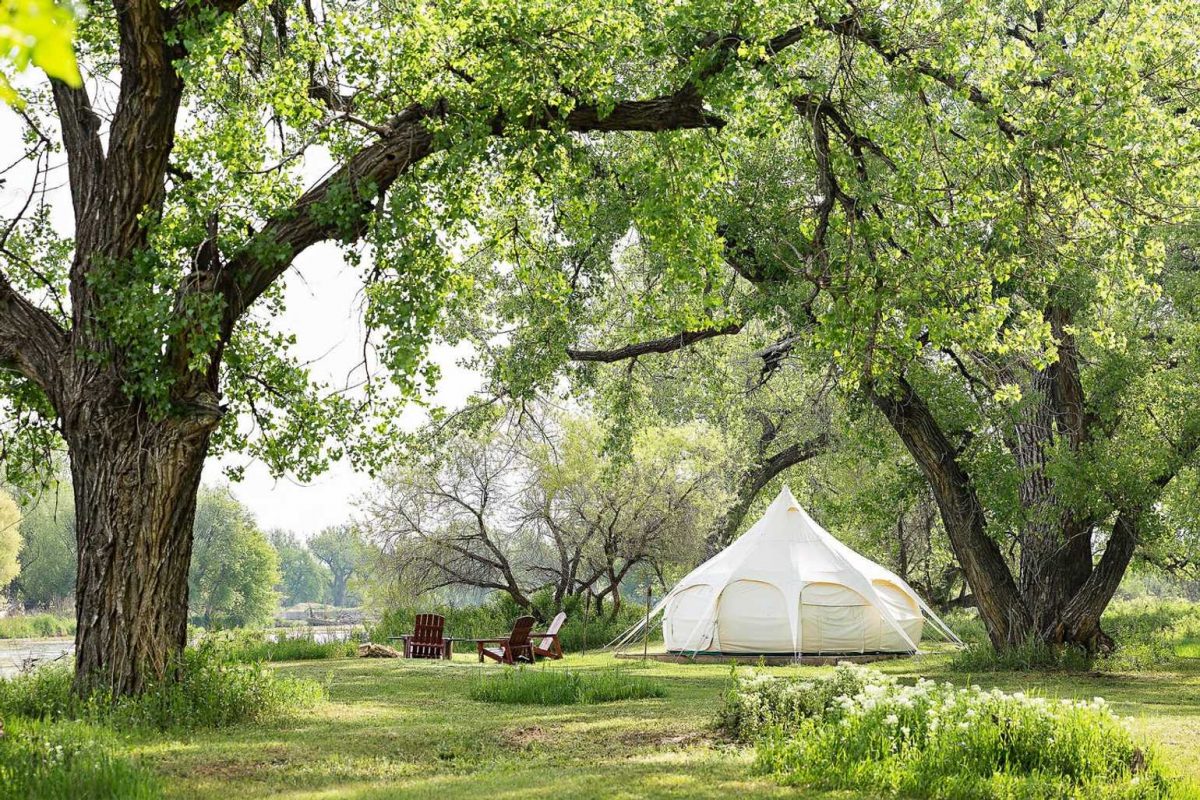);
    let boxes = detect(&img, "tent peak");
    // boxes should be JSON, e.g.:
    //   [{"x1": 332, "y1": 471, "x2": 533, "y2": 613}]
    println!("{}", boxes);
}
[{"x1": 773, "y1": 485, "x2": 801, "y2": 511}]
